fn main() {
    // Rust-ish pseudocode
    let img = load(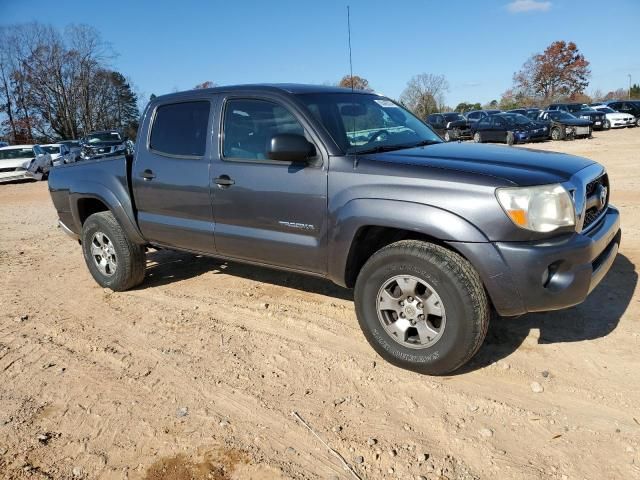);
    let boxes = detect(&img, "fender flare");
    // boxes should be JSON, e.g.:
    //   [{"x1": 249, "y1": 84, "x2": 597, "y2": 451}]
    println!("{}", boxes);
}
[
  {"x1": 327, "y1": 198, "x2": 488, "y2": 286},
  {"x1": 68, "y1": 181, "x2": 146, "y2": 245}
]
